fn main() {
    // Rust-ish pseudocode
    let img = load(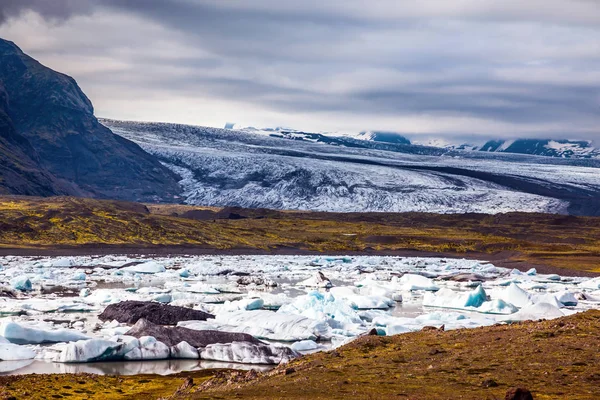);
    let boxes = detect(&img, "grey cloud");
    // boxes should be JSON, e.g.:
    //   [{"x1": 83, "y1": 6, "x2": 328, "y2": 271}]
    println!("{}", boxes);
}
[{"x1": 1, "y1": 0, "x2": 599, "y2": 141}]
